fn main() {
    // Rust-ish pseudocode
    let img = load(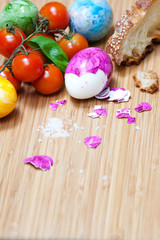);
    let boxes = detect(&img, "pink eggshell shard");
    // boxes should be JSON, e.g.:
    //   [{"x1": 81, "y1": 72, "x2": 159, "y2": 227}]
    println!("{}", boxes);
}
[
  {"x1": 56, "y1": 100, "x2": 67, "y2": 105},
  {"x1": 24, "y1": 155, "x2": 53, "y2": 171},
  {"x1": 94, "y1": 108, "x2": 107, "y2": 116},
  {"x1": 110, "y1": 87, "x2": 125, "y2": 91},
  {"x1": 116, "y1": 108, "x2": 131, "y2": 118},
  {"x1": 134, "y1": 102, "x2": 152, "y2": 112},
  {"x1": 50, "y1": 103, "x2": 59, "y2": 111},
  {"x1": 84, "y1": 136, "x2": 102, "y2": 148},
  {"x1": 65, "y1": 47, "x2": 113, "y2": 82},
  {"x1": 127, "y1": 117, "x2": 136, "y2": 124}
]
